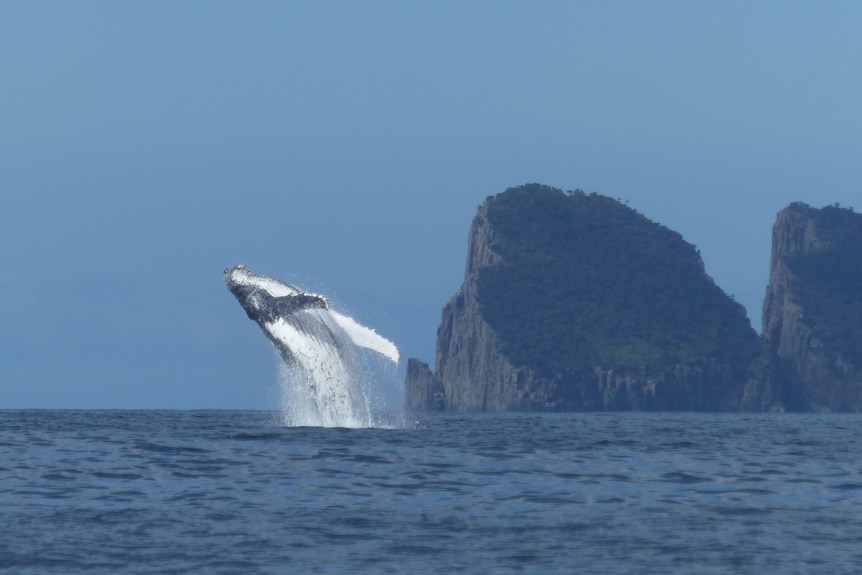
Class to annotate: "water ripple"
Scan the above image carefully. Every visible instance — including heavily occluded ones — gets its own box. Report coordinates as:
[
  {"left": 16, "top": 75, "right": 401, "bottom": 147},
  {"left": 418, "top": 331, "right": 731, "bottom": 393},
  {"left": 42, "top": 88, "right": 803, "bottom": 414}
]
[{"left": 1, "top": 411, "right": 861, "bottom": 574}]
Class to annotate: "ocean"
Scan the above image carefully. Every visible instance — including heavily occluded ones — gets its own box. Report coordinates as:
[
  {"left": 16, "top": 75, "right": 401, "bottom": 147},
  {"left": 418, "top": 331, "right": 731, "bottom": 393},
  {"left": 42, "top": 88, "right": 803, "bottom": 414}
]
[{"left": 1, "top": 410, "right": 861, "bottom": 574}]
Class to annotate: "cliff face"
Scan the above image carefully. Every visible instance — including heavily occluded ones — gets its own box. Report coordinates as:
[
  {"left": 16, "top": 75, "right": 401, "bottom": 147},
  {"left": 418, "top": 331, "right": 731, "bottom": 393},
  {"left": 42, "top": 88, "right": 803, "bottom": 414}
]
[
  {"left": 756, "top": 203, "right": 862, "bottom": 412},
  {"left": 406, "top": 185, "right": 761, "bottom": 412},
  {"left": 428, "top": 201, "right": 566, "bottom": 411},
  {"left": 406, "top": 201, "right": 528, "bottom": 411},
  {"left": 404, "top": 358, "right": 445, "bottom": 411}
]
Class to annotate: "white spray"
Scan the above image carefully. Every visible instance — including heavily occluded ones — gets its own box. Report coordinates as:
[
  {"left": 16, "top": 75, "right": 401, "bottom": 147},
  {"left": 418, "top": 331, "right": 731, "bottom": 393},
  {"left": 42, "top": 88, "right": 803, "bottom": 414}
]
[{"left": 272, "top": 312, "right": 402, "bottom": 427}]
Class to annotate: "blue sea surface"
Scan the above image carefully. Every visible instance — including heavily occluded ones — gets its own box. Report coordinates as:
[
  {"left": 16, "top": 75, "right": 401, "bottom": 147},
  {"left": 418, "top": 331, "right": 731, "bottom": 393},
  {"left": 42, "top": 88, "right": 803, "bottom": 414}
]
[{"left": 1, "top": 410, "right": 861, "bottom": 574}]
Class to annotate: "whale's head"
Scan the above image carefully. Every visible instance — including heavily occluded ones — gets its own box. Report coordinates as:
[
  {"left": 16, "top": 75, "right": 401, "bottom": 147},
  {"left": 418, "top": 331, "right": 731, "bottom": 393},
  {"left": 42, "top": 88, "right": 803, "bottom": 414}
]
[
  {"left": 224, "top": 264, "right": 302, "bottom": 298},
  {"left": 224, "top": 264, "right": 265, "bottom": 319},
  {"left": 224, "top": 264, "right": 251, "bottom": 289}
]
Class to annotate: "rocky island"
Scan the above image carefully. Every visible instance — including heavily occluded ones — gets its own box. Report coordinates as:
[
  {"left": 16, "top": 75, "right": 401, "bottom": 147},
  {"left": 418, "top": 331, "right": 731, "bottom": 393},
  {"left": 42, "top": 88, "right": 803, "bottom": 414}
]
[{"left": 406, "top": 185, "right": 862, "bottom": 412}]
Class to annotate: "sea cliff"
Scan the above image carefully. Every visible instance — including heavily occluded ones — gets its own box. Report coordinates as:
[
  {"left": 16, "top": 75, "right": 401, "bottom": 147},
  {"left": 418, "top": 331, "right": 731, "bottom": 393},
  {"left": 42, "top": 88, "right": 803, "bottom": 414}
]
[
  {"left": 407, "top": 184, "right": 761, "bottom": 412},
  {"left": 748, "top": 203, "right": 862, "bottom": 411},
  {"left": 407, "top": 187, "right": 862, "bottom": 412}
]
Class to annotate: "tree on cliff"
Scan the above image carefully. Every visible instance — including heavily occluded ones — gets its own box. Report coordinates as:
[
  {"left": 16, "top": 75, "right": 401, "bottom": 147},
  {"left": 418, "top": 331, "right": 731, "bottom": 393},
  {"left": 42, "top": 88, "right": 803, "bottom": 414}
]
[{"left": 476, "top": 184, "right": 759, "bottom": 378}]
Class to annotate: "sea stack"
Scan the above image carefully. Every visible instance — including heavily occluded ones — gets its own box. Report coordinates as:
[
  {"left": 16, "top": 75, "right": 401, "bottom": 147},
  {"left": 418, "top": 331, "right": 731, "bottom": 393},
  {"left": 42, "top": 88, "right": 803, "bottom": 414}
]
[
  {"left": 755, "top": 203, "right": 862, "bottom": 412},
  {"left": 406, "top": 184, "right": 760, "bottom": 412}
]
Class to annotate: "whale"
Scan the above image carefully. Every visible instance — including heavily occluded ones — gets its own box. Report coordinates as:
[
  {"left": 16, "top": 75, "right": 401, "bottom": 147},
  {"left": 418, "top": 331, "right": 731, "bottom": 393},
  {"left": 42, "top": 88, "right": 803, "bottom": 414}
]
[{"left": 224, "top": 264, "right": 400, "bottom": 369}]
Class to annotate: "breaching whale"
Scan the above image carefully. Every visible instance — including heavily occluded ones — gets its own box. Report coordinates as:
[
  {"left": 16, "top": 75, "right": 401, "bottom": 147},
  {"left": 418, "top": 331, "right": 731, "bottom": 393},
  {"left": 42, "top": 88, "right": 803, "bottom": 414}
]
[
  {"left": 225, "top": 264, "right": 400, "bottom": 426},
  {"left": 224, "top": 264, "right": 400, "bottom": 366}
]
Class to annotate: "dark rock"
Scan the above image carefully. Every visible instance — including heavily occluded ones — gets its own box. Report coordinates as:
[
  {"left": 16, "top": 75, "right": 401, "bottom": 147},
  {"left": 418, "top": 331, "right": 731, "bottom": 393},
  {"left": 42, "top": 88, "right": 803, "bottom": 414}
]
[
  {"left": 750, "top": 203, "right": 862, "bottom": 412},
  {"left": 404, "top": 358, "right": 445, "bottom": 411}
]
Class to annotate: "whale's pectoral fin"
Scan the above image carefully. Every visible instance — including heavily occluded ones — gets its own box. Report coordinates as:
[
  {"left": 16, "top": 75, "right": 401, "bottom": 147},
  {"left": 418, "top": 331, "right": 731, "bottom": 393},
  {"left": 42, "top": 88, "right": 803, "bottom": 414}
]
[
  {"left": 272, "top": 294, "right": 328, "bottom": 316},
  {"left": 327, "top": 311, "right": 400, "bottom": 364}
]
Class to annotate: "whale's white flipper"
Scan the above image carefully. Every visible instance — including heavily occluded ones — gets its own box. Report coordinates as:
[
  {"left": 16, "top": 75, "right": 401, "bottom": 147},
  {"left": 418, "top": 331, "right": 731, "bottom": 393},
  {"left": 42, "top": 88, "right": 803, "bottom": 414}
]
[{"left": 327, "top": 311, "right": 400, "bottom": 364}]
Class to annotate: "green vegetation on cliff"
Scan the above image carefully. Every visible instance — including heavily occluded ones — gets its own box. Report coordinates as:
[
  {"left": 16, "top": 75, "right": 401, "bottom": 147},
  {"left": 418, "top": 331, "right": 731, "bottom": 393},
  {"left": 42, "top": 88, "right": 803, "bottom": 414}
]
[
  {"left": 784, "top": 204, "right": 862, "bottom": 364},
  {"left": 476, "top": 184, "right": 759, "bottom": 376}
]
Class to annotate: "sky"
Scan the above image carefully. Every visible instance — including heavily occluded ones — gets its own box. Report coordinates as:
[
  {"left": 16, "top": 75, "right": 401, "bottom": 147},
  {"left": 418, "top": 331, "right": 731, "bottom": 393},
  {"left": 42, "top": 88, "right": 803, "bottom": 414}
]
[{"left": 2, "top": 1, "right": 861, "bottom": 409}]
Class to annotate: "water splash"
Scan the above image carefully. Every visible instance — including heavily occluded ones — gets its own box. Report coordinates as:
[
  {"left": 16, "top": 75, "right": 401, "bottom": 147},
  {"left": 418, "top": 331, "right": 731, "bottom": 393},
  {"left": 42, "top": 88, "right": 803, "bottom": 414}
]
[
  {"left": 271, "top": 311, "right": 402, "bottom": 428},
  {"left": 262, "top": 307, "right": 402, "bottom": 428}
]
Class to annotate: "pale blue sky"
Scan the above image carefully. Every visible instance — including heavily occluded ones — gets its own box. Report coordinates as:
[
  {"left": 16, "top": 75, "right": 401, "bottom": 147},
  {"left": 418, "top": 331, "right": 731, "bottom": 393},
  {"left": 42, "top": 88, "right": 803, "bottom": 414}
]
[{"left": 2, "top": 1, "right": 861, "bottom": 408}]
